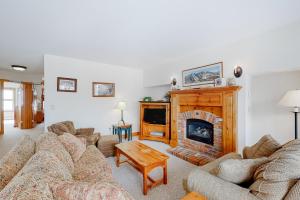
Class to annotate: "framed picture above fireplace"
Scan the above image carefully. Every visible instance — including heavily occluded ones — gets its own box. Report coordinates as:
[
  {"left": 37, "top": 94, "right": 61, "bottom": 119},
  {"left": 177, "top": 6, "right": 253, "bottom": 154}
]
[{"left": 182, "top": 62, "right": 223, "bottom": 87}]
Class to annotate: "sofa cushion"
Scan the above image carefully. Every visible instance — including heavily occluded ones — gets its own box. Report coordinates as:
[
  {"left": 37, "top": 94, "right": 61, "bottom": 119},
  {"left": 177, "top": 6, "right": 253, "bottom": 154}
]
[
  {"left": 50, "top": 180, "right": 134, "bottom": 200},
  {"left": 250, "top": 139, "right": 300, "bottom": 200},
  {"left": 36, "top": 132, "right": 74, "bottom": 173},
  {"left": 187, "top": 168, "right": 258, "bottom": 200},
  {"left": 0, "top": 135, "right": 35, "bottom": 191},
  {"left": 243, "top": 135, "right": 281, "bottom": 159},
  {"left": 250, "top": 179, "right": 296, "bottom": 200},
  {"left": 284, "top": 180, "right": 300, "bottom": 200},
  {"left": 0, "top": 150, "right": 72, "bottom": 200},
  {"left": 58, "top": 132, "right": 86, "bottom": 162},
  {"left": 216, "top": 157, "right": 268, "bottom": 184},
  {"left": 73, "top": 145, "right": 112, "bottom": 182}
]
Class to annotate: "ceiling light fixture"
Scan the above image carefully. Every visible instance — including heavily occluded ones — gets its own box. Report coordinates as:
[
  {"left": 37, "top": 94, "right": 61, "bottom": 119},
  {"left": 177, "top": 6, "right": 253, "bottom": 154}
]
[{"left": 11, "top": 65, "right": 27, "bottom": 71}]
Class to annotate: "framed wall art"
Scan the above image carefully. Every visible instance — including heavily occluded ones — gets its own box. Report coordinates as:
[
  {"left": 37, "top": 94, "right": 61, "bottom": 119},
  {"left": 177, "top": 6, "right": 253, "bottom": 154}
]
[
  {"left": 92, "top": 82, "right": 115, "bottom": 97},
  {"left": 182, "top": 62, "right": 223, "bottom": 87},
  {"left": 57, "top": 77, "right": 77, "bottom": 92}
]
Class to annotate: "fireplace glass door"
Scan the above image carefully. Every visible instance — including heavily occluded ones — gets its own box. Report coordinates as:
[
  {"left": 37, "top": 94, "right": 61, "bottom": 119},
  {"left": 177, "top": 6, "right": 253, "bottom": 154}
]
[{"left": 186, "top": 118, "right": 214, "bottom": 145}]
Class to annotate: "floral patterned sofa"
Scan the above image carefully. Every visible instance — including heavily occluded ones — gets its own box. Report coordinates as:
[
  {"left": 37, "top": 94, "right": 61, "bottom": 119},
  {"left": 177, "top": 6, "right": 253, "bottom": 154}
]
[{"left": 0, "top": 133, "right": 134, "bottom": 200}]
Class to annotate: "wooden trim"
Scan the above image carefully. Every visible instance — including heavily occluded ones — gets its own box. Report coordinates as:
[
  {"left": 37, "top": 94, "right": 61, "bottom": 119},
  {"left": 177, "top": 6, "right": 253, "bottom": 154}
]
[
  {"left": 170, "top": 86, "right": 241, "bottom": 94},
  {"left": 57, "top": 77, "right": 77, "bottom": 92},
  {"left": 92, "top": 82, "right": 115, "bottom": 97},
  {"left": 132, "top": 132, "right": 140, "bottom": 136},
  {"left": 20, "top": 82, "right": 34, "bottom": 129},
  {"left": 0, "top": 79, "right": 4, "bottom": 134}
]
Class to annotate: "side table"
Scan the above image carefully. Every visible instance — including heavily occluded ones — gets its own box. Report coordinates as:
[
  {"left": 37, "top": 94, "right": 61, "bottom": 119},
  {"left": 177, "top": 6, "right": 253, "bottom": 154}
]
[{"left": 113, "top": 124, "right": 132, "bottom": 142}]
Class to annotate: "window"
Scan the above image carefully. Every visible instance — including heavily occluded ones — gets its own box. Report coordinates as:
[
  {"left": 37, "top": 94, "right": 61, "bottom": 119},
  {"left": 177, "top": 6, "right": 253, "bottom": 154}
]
[{"left": 3, "top": 89, "right": 14, "bottom": 111}]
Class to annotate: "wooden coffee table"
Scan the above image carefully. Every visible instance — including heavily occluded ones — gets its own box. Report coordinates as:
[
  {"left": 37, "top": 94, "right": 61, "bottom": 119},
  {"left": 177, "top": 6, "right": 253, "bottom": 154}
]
[
  {"left": 115, "top": 141, "right": 169, "bottom": 195},
  {"left": 181, "top": 192, "right": 207, "bottom": 200}
]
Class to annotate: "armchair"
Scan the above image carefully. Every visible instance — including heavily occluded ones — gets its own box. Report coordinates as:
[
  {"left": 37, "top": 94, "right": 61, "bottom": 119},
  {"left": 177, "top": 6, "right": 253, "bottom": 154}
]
[{"left": 47, "top": 121, "right": 100, "bottom": 146}]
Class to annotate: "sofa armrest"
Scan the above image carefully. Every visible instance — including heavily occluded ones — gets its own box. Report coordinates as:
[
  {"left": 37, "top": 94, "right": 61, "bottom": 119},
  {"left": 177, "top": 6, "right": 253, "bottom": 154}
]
[
  {"left": 76, "top": 128, "right": 95, "bottom": 136},
  {"left": 200, "top": 152, "right": 242, "bottom": 173},
  {"left": 187, "top": 169, "right": 259, "bottom": 200}
]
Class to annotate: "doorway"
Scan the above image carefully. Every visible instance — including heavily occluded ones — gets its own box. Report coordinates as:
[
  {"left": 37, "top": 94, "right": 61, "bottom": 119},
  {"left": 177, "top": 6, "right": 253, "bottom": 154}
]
[
  {"left": 0, "top": 80, "right": 44, "bottom": 134},
  {"left": 3, "top": 82, "right": 21, "bottom": 132},
  {"left": 3, "top": 88, "right": 15, "bottom": 127}
]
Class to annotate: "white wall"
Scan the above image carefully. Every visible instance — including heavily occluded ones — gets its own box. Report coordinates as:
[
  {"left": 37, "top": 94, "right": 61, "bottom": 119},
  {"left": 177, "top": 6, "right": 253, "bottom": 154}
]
[
  {"left": 44, "top": 55, "right": 144, "bottom": 134},
  {"left": 0, "top": 69, "right": 43, "bottom": 83},
  {"left": 143, "top": 85, "right": 170, "bottom": 101},
  {"left": 249, "top": 71, "right": 300, "bottom": 145}
]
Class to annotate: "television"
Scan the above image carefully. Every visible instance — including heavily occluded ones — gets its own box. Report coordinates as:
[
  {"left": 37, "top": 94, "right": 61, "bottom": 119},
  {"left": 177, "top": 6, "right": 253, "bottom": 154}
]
[{"left": 143, "top": 108, "right": 166, "bottom": 125}]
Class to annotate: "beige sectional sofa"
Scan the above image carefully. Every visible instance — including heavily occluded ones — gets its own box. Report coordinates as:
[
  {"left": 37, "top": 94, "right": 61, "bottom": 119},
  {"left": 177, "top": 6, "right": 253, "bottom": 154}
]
[
  {"left": 0, "top": 132, "right": 133, "bottom": 200},
  {"left": 184, "top": 135, "right": 300, "bottom": 200}
]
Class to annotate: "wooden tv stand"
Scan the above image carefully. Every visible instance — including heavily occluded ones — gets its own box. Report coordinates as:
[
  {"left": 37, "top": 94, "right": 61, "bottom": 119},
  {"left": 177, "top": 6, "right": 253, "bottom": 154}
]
[{"left": 139, "top": 102, "right": 170, "bottom": 144}]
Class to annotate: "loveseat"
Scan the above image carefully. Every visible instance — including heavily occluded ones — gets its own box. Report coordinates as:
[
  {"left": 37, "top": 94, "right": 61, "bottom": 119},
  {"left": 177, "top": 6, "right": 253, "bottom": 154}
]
[
  {"left": 0, "top": 132, "right": 134, "bottom": 200},
  {"left": 184, "top": 135, "right": 300, "bottom": 200}
]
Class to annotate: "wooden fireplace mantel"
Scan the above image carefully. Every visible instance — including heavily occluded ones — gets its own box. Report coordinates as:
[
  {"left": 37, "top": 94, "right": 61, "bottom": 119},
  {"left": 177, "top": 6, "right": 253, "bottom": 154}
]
[{"left": 170, "top": 86, "right": 241, "bottom": 154}]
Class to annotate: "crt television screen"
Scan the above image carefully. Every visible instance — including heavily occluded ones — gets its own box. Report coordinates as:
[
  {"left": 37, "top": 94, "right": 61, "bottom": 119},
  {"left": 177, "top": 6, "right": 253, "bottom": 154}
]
[{"left": 143, "top": 108, "right": 166, "bottom": 125}]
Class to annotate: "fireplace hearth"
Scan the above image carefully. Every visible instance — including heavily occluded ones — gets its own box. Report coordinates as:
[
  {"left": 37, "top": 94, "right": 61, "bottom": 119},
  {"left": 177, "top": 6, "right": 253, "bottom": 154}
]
[{"left": 186, "top": 118, "right": 214, "bottom": 145}]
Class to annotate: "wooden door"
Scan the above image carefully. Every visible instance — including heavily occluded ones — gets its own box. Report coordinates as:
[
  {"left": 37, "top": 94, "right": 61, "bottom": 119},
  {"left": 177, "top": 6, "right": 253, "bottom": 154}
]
[
  {"left": 20, "top": 82, "right": 34, "bottom": 129},
  {"left": 0, "top": 80, "right": 4, "bottom": 134}
]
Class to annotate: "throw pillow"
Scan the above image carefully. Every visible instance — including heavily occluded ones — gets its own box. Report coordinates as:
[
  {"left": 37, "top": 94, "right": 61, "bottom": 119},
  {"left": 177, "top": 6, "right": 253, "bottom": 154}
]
[
  {"left": 36, "top": 132, "right": 74, "bottom": 173},
  {"left": 52, "top": 123, "right": 70, "bottom": 135},
  {"left": 216, "top": 157, "right": 268, "bottom": 184},
  {"left": 63, "top": 121, "right": 77, "bottom": 135},
  {"left": 250, "top": 139, "right": 300, "bottom": 200},
  {"left": 58, "top": 132, "right": 86, "bottom": 162},
  {"left": 243, "top": 135, "right": 281, "bottom": 159},
  {"left": 50, "top": 181, "right": 134, "bottom": 200}
]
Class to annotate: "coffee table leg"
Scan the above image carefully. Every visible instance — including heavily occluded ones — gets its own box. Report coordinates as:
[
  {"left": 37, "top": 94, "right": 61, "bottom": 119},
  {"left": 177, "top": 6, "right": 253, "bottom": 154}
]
[
  {"left": 163, "top": 161, "right": 167, "bottom": 184},
  {"left": 143, "top": 169, "right": 148, "bottom": 195},
  {"left": 116, "top": 148, "right": 120, "bottom": 167}
]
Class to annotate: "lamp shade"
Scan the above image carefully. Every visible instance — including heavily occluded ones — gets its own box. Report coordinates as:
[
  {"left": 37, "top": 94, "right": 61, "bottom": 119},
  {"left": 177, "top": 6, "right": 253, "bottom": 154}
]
[
  {"left": 117, "top": 101, "right": 126, "bottom": 110},
  {"left": 279, "top": 90, "right": 300, "bottom": 108}
]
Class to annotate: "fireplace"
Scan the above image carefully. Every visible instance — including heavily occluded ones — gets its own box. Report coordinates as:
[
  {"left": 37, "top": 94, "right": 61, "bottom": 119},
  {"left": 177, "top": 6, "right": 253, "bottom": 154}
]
[{"left": 186, "top": 118, "right": 214, "bottom": 145}]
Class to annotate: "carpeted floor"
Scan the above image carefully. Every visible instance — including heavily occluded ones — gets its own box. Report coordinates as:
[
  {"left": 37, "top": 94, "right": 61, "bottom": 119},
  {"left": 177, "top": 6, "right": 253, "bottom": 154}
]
[
  {"left": 107, "top": 139, "right": 196, "bottom": 200},
  {"left": 0, "top": 122, "right": 44, "bottom": 159}
]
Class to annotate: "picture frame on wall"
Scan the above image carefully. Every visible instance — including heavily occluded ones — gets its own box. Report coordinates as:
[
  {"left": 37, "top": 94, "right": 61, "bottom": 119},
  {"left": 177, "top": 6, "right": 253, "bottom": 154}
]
[
  {"left": 182, "top": 62, "right": 223, "bottom": 87},
  {"left": 92, "top": 82, "right": 115, "bottom": 97},
  {"left": 57, "top": 77, "right": 77, "bottom": 92}
]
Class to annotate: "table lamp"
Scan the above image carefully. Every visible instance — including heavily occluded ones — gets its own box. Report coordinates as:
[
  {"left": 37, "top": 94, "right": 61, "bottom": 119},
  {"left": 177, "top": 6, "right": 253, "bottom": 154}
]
[
  {"left": 117, "top": 101, "right": 126, "bottom": 125},
  {"left": 279, "top": 89, "right": 300, "bottom": 139}
]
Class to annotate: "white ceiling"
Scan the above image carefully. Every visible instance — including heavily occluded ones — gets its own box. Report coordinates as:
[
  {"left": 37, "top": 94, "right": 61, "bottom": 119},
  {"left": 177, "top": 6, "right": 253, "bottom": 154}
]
[{"left": 0, "top": 0, "right": 300, "bottom": 74}]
